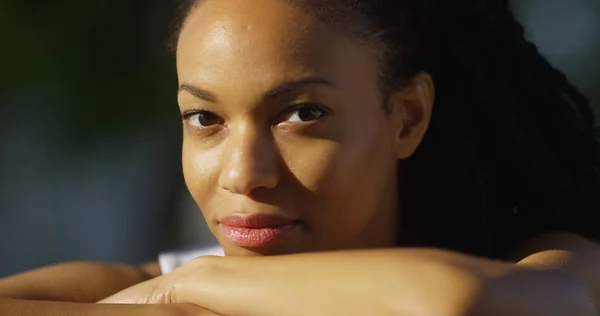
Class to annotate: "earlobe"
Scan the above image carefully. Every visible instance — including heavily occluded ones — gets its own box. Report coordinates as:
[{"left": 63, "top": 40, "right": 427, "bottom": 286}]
[{"left": 389, "top": 72, "right": 435, "bottom": 159}]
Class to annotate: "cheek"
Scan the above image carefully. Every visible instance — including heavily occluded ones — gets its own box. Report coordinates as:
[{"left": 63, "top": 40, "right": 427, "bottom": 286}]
[
  {"left": 181, "top": 138, "right": 221, "bottom": 215},
  {"left": 282, "top": 119, "right": 396, "bottom": 236},
  {"left": 323, "top": 136, "right": 393, "bottom": 213}
]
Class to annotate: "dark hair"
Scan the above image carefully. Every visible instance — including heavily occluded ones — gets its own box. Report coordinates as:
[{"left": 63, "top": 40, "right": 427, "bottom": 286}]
[{"left": 173, "top": 0, "right": 600, "bottom": 259}]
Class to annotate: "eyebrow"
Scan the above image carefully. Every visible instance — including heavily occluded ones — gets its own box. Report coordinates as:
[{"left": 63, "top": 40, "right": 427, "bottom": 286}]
[
  {"left": 178, "top": 77, "right": 336, "bottom": 103},
  {"left": 178, "top": 84, "right": 218, "bottom": 103}
]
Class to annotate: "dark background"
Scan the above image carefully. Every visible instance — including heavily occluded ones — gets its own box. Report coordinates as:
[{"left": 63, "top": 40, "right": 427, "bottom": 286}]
[{"left": 1, "top": 0, "right": 599, "bottom": 277}]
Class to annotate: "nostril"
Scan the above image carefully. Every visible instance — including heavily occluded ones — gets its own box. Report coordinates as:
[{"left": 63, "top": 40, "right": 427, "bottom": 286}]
[{"left": 219, "top": 165, "right": 279, "bottom": 195}]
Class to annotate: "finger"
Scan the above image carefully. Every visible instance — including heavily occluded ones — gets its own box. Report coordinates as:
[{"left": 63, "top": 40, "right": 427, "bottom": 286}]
[
  {"left": 97, "top": 278, "right": 164, "bottom": 304},
  {"left": 168, "top": 304, "right": 225, "bottom": 316}
]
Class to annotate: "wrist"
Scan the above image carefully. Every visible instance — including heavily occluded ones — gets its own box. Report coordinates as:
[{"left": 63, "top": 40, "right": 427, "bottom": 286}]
[{"left": 170, "top": 256, "right": 239, "bottom": 313}]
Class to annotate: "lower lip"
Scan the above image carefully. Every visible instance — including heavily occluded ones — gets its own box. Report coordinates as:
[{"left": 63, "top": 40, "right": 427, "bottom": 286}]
[{"left": 220, "top": 223, "right": 298, "bottom": 248}]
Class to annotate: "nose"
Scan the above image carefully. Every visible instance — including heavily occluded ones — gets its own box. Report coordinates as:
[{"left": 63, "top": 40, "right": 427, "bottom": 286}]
[{"left": 218, "top": 123, "right": 279, "bottom": 195}]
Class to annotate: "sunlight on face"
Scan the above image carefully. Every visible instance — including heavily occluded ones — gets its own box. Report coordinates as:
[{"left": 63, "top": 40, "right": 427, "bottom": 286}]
[{"left": 177, "top": 0, "right": 400, "bottom": 256}]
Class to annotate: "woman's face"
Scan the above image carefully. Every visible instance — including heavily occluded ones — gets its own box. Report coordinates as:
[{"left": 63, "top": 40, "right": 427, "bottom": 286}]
[{"left": 177, "top": 0, "right": 431, "bottom": 256}]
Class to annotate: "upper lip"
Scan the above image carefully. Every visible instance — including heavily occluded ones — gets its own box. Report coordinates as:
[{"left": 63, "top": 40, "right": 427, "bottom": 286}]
[{"left": 219, "top": 214, "right": 296, "bottom": 228}]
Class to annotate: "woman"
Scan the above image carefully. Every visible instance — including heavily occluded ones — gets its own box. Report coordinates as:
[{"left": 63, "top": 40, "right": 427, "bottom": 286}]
[{"left": 2, "top": 0, "right": 600, "bottom": 315}]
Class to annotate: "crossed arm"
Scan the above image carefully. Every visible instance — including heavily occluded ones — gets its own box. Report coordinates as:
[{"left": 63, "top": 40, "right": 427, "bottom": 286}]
[
  {"left": 0, "top": 262, "right": 215, "bottom": 316},
  {"left": 1, "top": 232, "right": 599, "bottom": 316}
]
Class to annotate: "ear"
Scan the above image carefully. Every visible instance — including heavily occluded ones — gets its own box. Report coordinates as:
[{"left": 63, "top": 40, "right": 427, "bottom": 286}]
[{"left": 389, "top": 72, "right": 435, "bottom": 159}]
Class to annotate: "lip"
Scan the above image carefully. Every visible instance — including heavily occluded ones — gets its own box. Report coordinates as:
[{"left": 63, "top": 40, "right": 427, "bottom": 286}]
[
  {"left": 220, "top": 214, "right": 295, "bottom": 228},
  {"left": 219, "top": 214, "right": 299, "bottom": 248}
]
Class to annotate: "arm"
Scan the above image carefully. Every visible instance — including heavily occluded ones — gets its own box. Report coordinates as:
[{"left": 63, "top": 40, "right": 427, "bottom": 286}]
[
  {"left": 511, "top": 232, "right": 600, "bottom": 313},
  {"left": 183, "top": 250, "right": 595, "bottom": 316},
  {"left": 0, "top": 261, "right": 222, "bottom": 315},
  {"left": 102, "top": 246, "right": 595, "bottom": 316},
  {"left": 0, "top": 299, "right": 207, "bottom": 316},
  {"left": 0, "top": 261, "right": 156, "bottom": 302}
]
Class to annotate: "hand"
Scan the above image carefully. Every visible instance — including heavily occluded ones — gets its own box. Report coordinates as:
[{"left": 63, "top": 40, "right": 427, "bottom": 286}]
[
  {"left": 96, "top": 276, "right": 169, "bottom": 305},
  {"left": 98, "top": 257, "right": 224, "bottom": 315}
]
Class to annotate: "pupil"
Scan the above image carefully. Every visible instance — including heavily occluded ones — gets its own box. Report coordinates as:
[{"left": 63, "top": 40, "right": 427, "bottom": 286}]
[
  {"left": 198, "top": 112, "right": 220, "bottom": 126},
  {"left": 299, "top": 108, "right": 321, "bottom": 121}
]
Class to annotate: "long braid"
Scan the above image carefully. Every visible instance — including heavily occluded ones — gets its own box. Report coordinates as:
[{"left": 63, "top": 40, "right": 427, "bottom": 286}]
[{"left": 403, "top": 0, "right": 600, "bottom": 257}]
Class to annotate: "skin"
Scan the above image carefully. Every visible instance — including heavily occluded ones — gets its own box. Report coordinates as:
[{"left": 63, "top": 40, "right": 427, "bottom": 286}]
[
  {"left": 1, "top": 0, "right": 599, "bottom": 315},
  {"left": 177, "top": 0, "right": 428, "bottom": 257},
  {"left": 98, "top": 1, "right": 599, "bottom": 315},
  {"left": 0, "top": 262, "right": 220, "bottom": 315},
  {"left": 0, "top": 299, "right": 213, "bottom": 316}
]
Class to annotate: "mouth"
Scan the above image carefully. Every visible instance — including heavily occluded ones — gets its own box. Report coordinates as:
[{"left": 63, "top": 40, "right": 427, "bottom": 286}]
[{"left": 218, "top": 214, "right": 302, "bottom": 248}]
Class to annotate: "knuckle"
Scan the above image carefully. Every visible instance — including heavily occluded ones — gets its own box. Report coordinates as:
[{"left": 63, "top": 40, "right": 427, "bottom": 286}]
[{"left": 155, "top": 276, "right": 178, "bottom": 304}]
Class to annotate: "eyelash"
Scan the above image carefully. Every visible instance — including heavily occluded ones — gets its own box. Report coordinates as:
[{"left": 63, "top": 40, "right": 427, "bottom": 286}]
[
  {"left": 180, "top": 103, "right": 330, "bottom": 128},
  {"left": 277, "top": 103, "right": 329, "bottom": 123},
  {"left": 180, "top": 109, "right": 208, "bottom": 120}
]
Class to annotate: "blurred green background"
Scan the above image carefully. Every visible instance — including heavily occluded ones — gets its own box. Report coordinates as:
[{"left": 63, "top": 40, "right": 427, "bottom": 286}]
[{"left": 0, "top": 0, "right": 599, "bottom": 277}]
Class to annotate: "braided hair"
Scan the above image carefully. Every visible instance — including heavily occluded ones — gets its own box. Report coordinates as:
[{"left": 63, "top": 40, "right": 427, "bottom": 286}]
[{"left": 172, "top": 0, "right": 600, "bottom": 259}]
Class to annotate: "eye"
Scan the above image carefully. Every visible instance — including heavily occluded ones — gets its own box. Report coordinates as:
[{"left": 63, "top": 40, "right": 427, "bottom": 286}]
[
  {"left": 280, "top": 104, "right": 327, "bottom": 123},
  {"left": 182, "top": 110, "right": 224, "bottom": 128}
]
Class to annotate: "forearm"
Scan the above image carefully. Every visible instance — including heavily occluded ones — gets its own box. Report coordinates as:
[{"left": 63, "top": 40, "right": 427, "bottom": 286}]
[
  {"left": 174, "top": 249, "right": 504, "bottom": 316},
  {"left": 173, "top": 248, "right": 594, "bottom": 316},
  {"left": 0, "top": 298, "right": 200, "bottom": 316},
  {"left": 0, "top": 262, "right": 152, "bottom": 302}
]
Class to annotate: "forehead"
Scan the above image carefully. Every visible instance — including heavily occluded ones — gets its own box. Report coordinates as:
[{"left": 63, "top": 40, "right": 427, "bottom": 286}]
[{"left": 176, "top": 0, "right": 377, "bottom": 91}]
